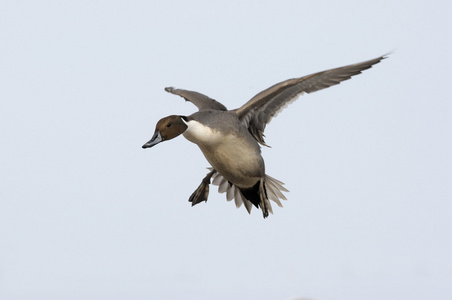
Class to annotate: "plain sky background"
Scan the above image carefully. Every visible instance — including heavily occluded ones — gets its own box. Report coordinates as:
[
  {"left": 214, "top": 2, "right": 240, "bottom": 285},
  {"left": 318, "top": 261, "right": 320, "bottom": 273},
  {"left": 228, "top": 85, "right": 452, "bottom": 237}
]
[{"left": 1, "top": 1, "right": 451, "bottom": 299}]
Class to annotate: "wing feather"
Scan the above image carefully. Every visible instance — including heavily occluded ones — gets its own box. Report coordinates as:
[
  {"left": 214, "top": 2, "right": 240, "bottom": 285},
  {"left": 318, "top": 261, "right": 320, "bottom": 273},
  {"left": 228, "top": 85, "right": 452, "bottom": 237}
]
[
  {"left": 235, "top": 55, "right": 387, "bottom": 146},
  {"left": 165, "top": 87, "right": 227, "bottom": 111}
]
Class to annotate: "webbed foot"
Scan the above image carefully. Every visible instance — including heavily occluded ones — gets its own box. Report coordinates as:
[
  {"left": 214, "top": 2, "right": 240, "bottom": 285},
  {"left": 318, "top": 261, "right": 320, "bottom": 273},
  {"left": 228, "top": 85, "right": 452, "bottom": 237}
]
[{"left": 189, "top": 169, "right": 216, "bottom": 206}]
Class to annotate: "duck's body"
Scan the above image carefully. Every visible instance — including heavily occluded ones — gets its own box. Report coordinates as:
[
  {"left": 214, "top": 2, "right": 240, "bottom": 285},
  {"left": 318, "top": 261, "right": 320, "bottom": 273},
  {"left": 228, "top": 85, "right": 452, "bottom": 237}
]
[
  {"left": 143, "top": 55, "right": 386, "bottom": 218},
  {"left": 183, "top": 110, "right": 264, "bottom": 188}
]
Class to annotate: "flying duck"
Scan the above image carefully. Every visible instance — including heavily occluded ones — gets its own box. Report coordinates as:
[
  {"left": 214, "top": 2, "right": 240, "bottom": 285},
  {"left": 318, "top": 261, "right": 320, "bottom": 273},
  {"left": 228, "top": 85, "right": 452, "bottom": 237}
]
[{"left": 143, "top": 55, "right": 386, "bottom": 218}]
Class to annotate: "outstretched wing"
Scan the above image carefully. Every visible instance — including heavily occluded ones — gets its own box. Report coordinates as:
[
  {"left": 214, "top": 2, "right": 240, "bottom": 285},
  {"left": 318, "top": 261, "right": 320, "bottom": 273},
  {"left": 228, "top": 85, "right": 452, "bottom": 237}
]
[
  {"left": 165, "top": 87, "right": 227, "bottom": 111},
  {"left": 235, "top": 55, "right": 387, "bottom": 146}
]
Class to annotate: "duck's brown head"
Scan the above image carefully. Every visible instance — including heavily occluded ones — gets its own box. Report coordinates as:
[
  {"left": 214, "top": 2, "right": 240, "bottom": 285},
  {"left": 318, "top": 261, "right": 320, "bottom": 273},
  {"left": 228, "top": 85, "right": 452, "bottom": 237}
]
[{"left": 142, "top": 115, "right": 188, "bottom": 148}]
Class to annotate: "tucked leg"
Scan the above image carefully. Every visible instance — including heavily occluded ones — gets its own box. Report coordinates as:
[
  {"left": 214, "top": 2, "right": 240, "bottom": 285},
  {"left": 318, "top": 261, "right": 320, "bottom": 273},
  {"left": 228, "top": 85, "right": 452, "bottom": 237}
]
[{"left": 189, "top": 169, "right": 216, "bottom": 206}]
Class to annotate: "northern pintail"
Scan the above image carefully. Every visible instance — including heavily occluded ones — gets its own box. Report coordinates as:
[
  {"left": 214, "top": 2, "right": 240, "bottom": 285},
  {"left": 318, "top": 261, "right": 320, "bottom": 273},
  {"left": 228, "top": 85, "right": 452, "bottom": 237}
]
[{"left": 143, "top": 55, "right": 386, "bottom": 218}]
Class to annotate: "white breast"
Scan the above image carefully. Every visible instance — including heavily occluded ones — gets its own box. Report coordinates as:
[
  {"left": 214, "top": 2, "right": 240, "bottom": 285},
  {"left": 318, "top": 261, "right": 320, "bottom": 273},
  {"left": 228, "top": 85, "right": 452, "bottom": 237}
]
[
  {"left": 182, "top": 120, "right": 264, "bottom": 187},
  {"left": 182, "top": 120, "right": 223, "bottom": 146}
]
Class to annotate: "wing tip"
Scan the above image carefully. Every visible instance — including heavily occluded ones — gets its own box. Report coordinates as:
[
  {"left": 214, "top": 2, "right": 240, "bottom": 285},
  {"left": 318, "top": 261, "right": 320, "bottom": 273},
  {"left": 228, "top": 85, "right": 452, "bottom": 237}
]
[{"left": 164, "top": 86, "right": 175, "bottom": 93}]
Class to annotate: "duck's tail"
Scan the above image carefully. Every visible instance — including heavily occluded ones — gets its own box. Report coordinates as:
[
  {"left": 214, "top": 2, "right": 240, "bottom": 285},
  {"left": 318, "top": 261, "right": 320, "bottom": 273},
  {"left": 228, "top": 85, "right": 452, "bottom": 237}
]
[{"left": 210, "top": 170, "right": 288, "bottom": 218}]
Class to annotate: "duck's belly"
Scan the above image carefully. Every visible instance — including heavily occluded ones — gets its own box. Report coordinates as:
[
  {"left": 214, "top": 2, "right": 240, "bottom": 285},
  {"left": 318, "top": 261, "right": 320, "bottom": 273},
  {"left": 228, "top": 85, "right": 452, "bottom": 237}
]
[
  {"left": 182, "top": 118, "right": 264, "bottom": 188},
  {"left": 199, "top": 135, "right": 264, "bottom": 188}
]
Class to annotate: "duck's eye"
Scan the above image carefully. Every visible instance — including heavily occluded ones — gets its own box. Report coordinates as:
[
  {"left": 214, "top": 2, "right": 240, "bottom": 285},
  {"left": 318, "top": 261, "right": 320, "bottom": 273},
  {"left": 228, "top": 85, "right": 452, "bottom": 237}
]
[{"left": 166, "top": 123, "right": 171, "bottom": 127}]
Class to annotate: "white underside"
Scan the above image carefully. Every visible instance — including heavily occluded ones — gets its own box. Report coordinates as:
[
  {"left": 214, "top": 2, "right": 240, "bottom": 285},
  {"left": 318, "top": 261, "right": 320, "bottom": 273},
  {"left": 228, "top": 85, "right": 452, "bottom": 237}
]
[{"left": 183, "top": 120, "right": 263, "bottom": 187}]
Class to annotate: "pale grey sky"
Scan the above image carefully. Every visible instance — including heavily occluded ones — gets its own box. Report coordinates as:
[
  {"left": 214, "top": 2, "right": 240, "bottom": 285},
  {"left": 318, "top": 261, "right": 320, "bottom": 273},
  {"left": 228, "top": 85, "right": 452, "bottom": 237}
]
[{"left": 1, "top": 1, "right": 451, "bottom": 299}]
